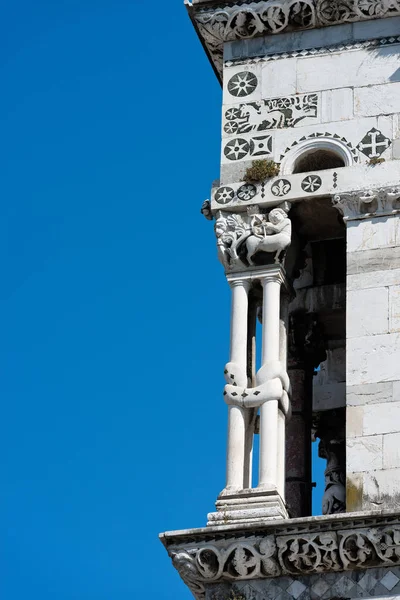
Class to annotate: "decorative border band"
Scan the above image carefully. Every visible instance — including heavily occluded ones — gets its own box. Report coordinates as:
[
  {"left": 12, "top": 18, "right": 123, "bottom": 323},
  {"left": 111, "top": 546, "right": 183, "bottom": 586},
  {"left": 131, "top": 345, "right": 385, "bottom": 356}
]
[
  {"left": 224, "top": 35, "right": 400, "bottom": 67},
  {"left": 187, "top": 0, "right": 400, "bottom": 80},
  {"left": 162, "top": 512, "right": 400, "bottom": 599}
]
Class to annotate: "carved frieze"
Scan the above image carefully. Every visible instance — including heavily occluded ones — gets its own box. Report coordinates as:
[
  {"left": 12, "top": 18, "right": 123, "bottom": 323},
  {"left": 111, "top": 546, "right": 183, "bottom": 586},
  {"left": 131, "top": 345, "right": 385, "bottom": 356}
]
[
  {"left": 165, "top": 516, "right": 400, "bottom": 600},
  {"left": 332, "top": 186, "right": 400, "bottom": 220},
  {"left": 188, "top": 0, "right": 400, "bottom": 79}
]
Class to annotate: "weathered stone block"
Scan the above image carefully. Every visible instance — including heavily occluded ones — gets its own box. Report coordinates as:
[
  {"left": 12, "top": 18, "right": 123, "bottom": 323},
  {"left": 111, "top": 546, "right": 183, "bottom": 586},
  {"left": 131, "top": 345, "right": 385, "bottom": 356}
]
[
  {"left": 347, "top": 382, "right": 394, "bottom": 405},
  {"left": 363, "top": 401, "right": 400, "bottom": 436},
  {"left": 261, "top": 58, "right": 297, "bottom": 99},
  {"left": 313, "top": 382, "right": 346, "bottom": 411},
  {"left": 347, "top": 216, "right": 400, "bottom": 253},
  {"left": 347, "top": 405, "right": 364, "bottom": 437},
  {"left": 355, "top": 82, "right": 400, "bottom": 118},
  {"left": 353, "top": 14, "right": 400, "bottom": 39},
  {"left": 347, "top": 287, "right": 389, "bottom": 338},
  {"left": 347, "top": 435, "right": 383, "bottom": 472},
  {"left": 297, "top": 45, "right": 400, "bottom": 93},
  {"left": 393, "top": 381, "right": 400, "bottom": 401},
  {"left": 347, "top": 333, "right": 400, "bottom": 385},
  {"left": 347, "top": 246, "right": 400, "bottom": 275},
  {"left": 389, "top": 285, "right": 400, "bottom": 332},
  {"left": 347, "top": 268, "right": 400, "bottom": 291},
  {"left": 363, "top": 468, "right": 400, "bottom": 509},
  {"left": 321, "top": 88, "right": 353, "bottom": 123},
  {"left": 383, "top": 432, "right": 400, "bottom": 469},
  {"left": 392, "top": 138, "right": 400, "bottom": 159}
]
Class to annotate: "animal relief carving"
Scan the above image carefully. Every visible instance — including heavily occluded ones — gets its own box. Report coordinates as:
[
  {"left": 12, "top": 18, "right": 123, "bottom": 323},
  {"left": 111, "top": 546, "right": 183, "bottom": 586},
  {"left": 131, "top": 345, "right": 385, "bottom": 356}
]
[
  {"left": 224, "top": 94, "right": 318, "bottom": 134},
  {"left": 214, "top": 206, "right": 292, "bottom": 271}
]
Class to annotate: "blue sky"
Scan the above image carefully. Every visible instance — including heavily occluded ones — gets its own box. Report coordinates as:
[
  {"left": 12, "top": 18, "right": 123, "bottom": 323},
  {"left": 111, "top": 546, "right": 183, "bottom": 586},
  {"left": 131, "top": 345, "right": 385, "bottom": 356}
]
[{"left": 1, "top": 2, "right": 324, "bottom": 598}]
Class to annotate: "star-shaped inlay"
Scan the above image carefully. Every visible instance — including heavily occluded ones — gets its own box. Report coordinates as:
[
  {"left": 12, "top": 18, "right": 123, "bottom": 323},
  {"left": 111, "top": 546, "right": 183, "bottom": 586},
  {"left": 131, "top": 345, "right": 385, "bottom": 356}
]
[
  {"left": 224, "top": 138, "right": 250, "bottom": 161},
  {"left": 227, "top": 71, "right": 258, "bottom": 97},
  {"left": 301, "top": 174, "right": 322, "bottom": 192},
  {"left": 224, "top": 121, "right": 238, "bottom": 134},
  {"left": 225, "top": 107, "right": 241, "bottom": 120},
  {"left": 215, "top": 186, "right": 235, "bottom": 204}
]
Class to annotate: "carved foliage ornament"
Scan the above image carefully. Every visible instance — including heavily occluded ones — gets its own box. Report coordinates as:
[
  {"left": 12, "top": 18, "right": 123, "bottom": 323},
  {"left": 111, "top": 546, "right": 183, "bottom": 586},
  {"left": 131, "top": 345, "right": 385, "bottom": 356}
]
[
  {"left": 191, "top": 0, "right": 400, "bottom": 78},
  {"left": 169, "top": 524, "right": 400, "bottom": 599}
]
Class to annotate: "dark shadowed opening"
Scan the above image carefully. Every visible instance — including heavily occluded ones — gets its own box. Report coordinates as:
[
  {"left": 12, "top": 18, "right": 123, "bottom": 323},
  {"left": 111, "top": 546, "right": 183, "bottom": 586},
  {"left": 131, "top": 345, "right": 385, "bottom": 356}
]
[{"left": 293, "top": 149, "right": 346, "bottom": 173}]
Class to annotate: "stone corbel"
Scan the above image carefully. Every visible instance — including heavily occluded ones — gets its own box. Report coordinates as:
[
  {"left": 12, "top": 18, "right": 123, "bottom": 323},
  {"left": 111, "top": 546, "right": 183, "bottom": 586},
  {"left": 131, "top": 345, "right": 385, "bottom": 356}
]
[{"left": 332, "top": 186, "right": 400, "bottom": 221}]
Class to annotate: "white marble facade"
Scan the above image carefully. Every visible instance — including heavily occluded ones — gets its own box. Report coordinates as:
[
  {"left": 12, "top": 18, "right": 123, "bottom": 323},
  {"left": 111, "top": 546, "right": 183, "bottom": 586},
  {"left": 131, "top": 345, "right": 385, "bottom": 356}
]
[
  {"left": 218, "top": 19, "right": 400, "bottom": 191},
  {"left": 212, "top": 11, "right": 400, "bottom": 516},
  {"left": 161, "top": 5, "right": 400, "bottom": 599}
]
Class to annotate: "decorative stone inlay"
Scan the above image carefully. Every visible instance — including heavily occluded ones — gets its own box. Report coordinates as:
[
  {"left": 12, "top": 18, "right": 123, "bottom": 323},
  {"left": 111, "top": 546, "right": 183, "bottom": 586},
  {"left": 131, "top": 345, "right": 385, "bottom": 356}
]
[
  {"left": 301, "top": 175, "right": 321, "bottom": 193},
  {"left": 381, "top": 570, "right": 400, "bottom": 590},
  {"left": 271, "top": 179, "right": 291, "bottom": 197},
  {"left": 187, "top": 0, "right": 400, "bottom": 79},
  {"left": 237, "top": 183, "right": 257, "bottom": 201},
  {"left": 356, "top": 128, "right": 391, "bottom": 159},
  {"left": 223, "top": 94, "right": 318, "bottom": 133},
  {"left": 332, "top": 186, "right": 400, "bottom": 220},
  {"left": 223, "top": 135, "right": 273, "bottom": 161},
  {"left": 215, "top": 186, "right": 236, "bottom": 204},
  {"left": 161, "top": 512, "right": 400, "bottom": 600},
  {"left": 224, "top": 138, "right": 251, "bottom": 161},
  {"left": 280, "top": 131, "right": 358, "bottom": 163},
  {"left": 227, "top": 71, "right": 259, "bottom": 97}
]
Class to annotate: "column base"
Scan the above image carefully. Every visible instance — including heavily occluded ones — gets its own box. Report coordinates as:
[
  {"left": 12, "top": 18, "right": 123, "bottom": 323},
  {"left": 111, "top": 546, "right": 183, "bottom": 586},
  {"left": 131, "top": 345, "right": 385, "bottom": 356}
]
[{"left": 207, "top": 486, "right": 289, "bottom": 526}]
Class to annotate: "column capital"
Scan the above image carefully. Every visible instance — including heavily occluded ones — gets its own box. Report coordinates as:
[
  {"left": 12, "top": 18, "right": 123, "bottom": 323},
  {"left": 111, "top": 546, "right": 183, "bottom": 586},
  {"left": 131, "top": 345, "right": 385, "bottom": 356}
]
[
  {"left": 227, "top": 265, "right": 289, "bottom": 288},
  {"left": 227, "top": 277, "right": 251, "bottom": 290},
  {"left": 332, "top": 186, "right": 400, "bottom": 222}
]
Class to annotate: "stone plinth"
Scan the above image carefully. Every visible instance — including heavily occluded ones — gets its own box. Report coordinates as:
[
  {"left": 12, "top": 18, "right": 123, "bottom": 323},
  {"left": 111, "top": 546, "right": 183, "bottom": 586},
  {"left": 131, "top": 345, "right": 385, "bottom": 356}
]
[{"left": 161, "top": 510, "right": 400, "bottom": 600}]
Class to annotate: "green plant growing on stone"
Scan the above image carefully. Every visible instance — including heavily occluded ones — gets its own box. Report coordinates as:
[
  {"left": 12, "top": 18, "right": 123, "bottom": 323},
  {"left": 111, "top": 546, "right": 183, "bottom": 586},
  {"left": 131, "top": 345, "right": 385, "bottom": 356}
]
[
  {"left": 368, "top": 156, "right": 385, "bottom": 165},
  {"left": 244, "top": 159, "right": 280, "bottom": 183}
]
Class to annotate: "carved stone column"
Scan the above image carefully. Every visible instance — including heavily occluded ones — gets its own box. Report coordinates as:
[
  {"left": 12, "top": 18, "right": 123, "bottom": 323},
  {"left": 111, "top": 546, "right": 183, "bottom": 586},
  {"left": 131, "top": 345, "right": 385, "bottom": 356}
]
[
  {"left": 224, "top": 278, "right": 250, "bottom": 492},
  {"left": 258, "top": 269, "right": 285, "bottom": 491},
  {"left": 208, "top": 267, "right": 291, "bottom": 525}
]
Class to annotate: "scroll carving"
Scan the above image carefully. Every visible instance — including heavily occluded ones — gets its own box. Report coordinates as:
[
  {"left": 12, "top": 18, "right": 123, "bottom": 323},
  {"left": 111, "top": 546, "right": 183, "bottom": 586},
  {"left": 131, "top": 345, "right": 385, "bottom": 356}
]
[
  {"left": 169, "top": 523, "right": 400, "bottom": 599},
  {"left": 190, "top": 0, "right": 400, "bottom": 78}
]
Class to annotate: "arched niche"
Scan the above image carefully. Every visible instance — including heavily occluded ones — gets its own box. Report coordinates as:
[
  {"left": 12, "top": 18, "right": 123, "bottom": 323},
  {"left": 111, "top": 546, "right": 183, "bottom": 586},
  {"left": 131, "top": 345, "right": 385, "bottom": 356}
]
[{"left": 280, "top": 138, "right": 354, "bottom": 175}]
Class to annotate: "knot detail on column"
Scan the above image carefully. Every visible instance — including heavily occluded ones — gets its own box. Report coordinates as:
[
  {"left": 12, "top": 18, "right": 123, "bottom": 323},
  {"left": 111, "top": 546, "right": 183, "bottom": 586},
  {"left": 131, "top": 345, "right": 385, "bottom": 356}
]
[{"left": 224, "top": 359, "right": 291, "bottom": 415}]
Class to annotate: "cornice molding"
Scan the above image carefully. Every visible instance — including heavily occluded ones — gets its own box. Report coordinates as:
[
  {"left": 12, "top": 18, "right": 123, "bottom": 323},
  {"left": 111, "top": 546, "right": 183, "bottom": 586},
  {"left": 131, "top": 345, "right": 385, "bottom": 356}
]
[
  {"left": 186, "top": 0, "right": 400, "bottom": 81},
  {"left": 161, "top": 511, "right": 400, "bottom": 599},
  {"left": 332, "top": 186, "right": 400, "bottom": 221}
]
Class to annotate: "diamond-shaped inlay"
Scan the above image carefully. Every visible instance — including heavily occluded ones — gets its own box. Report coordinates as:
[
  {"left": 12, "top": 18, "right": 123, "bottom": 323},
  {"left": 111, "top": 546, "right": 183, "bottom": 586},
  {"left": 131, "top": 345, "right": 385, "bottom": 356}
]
[
  {"left": 237, "top": 583, "right": 258, "bottom": 600},
  {"left": 287, "top": 580, "right": 307, "bottom": 599},
  {"left": 311, "top": 577, "right": 330, "bottom": 597},
  {"left": 358, "top": 572, "right": 378, "bottom": 592},
  {"left": 356, "top": 127, "right": 391, "bottom": 158},
  {"left": 330, "top": 575, "right": 355, "bottom": 596},
  {"left": 381, "top": 570, "right": 400, "bottom": 590}
]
